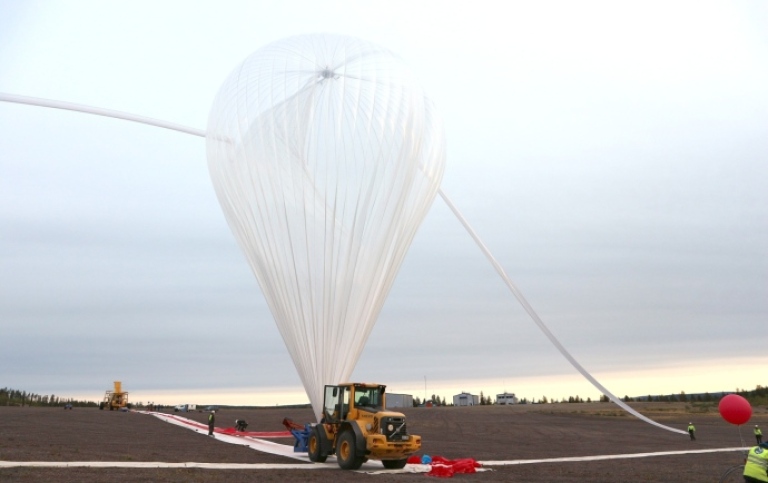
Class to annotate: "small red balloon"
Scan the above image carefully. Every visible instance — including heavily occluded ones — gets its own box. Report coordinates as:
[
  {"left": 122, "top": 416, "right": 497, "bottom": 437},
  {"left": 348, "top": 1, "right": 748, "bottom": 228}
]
[{"left": 718, "top": 394, "right": 752, "bottom": 425}]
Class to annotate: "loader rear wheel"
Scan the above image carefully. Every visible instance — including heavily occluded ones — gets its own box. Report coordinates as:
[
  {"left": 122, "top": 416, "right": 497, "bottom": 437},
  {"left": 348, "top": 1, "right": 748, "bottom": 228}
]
[
  {"left": 337, "top": 430, "right": 363, "bottom": 470},
  {"left": 308, "top": 430, "right": 327, "bottom": 463},
  {"left": 382, "top": 458, "right": 408, "bottom": 469}
]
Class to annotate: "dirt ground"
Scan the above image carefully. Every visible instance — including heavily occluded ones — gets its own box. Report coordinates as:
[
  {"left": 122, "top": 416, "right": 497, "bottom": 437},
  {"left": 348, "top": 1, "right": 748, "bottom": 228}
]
[{"left": 0, "top": 402, "right": 762, "bottom": 482}]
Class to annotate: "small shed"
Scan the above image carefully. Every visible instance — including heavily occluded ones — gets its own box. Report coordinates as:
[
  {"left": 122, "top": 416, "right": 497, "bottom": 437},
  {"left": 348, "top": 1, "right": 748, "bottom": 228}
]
[
  {"left": 496, "top": 392, "right": 518, "bottom": 405},
  {"left": 453, "top": 392, "right": 479, "bottom": 406},
  {"left": 386, "top": 393, "right": 413, "bottom": 409}
]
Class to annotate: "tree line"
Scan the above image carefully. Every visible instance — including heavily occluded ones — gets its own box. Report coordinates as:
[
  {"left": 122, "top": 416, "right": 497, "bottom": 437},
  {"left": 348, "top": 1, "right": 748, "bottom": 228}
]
[
  {"left": 0, "top": 387, "right": 99, "bottom": 407},
  {"left": 410, "top": 385, "right": 768, "bottom": 406}
]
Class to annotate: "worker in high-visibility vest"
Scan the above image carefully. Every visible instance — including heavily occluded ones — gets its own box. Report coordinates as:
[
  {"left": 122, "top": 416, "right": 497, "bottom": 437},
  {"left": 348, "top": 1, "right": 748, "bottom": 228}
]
[
  {"left": 208, "top": 410, "right": 216, "bottom": 437},
  {"left": 744, "top": 443, "right": 768, "bottom": 483},
  {"left": 687, "top": 422, "right": 696, "bottom": 441},
  {"left": 756, "top": 425, "right": 764, "bottom": 445}
]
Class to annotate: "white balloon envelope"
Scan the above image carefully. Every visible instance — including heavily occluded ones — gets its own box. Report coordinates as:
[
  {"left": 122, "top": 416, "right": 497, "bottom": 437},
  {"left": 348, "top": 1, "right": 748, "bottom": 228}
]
[{"left": 206, "top": 34, "right": 446, "bottom": 417}]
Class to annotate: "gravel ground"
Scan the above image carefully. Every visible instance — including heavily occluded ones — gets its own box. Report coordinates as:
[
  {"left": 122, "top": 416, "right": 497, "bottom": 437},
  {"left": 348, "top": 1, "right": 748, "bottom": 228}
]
[{"left": 0, "top": 402, "right": 761, "bottom": 482}]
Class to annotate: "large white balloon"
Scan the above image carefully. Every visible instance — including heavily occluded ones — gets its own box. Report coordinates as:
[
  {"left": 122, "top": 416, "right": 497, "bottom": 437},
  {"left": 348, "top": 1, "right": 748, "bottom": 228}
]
[{"left": 206, "top": 34, "right": 446, "bottom": 417}]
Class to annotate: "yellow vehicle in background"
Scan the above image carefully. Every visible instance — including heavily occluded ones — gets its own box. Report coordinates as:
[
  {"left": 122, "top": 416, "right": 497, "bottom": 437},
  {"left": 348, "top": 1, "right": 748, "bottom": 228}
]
[
  {"left": 98, "top": 381, "right": 130, "bottom": 410},
  {"left": 308, "top": 383, "right": 421, "bottom": 470}
]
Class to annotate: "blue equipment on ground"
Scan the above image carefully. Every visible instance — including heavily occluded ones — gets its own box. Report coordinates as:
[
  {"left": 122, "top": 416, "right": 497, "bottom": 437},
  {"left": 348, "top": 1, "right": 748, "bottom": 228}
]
[{"left": 282, "top": 417, "right": 312, "bottom": 452}]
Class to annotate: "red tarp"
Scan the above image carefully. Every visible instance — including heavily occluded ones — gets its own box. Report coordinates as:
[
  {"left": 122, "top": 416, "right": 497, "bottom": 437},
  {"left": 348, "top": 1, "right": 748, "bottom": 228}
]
[
  {"left": 217, "top": 427, "right": 292, "bottom": 438},
  {"left": 407, "top": 455, "right": 482, "bottom": 478}
]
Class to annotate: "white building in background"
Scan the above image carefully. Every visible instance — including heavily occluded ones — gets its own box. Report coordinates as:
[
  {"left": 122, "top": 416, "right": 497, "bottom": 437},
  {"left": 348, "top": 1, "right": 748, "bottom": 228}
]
[
  {"left": 496, "top": 392, "right": 518, "bottom": 405},
  {"left": 453, "top": 392, "right": 479, "bottom": 406},
  {"left": 386, "top": 393, "right": 413, "bottom": 409}
]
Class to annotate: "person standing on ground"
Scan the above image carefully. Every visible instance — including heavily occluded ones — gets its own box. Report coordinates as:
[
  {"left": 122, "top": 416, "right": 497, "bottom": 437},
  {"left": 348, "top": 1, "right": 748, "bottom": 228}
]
[
  {"left": 743, "top": 442, "right": 768, "bottom": 483},
  {"left": 208, "top": 410, "right": 216, "bottom": 437},
  {"left": 756, "top": 425, "right": 763, "bottom": 445},
  {"left": 687, "top": 422, "right": 696, "bottom": 441}
]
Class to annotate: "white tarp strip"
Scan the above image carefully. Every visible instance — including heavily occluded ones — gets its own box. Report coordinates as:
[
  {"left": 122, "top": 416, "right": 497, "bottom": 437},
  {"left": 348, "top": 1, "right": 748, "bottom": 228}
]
[
  {"left": 480, "top": 446, "right": 747, "bottom": 466},
  {"left": 143, "top": 411, "right": 407, "bottom": 472},
  {"left": 0, "top": 461, "right": 331, "bottom": 469},
  {"left": 0, "top": 447, "right": 746, "bottom": 470},
  {"left": 145, "top": 411, "right": 310, "bottom": 461}
]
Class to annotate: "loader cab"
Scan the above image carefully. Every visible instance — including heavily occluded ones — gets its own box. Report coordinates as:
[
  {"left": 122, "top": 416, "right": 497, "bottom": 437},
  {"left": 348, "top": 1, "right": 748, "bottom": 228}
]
[
  {"left": 322, "top": 383, "right": 385, "bottom": 423},
  {"left": 354, "top": 384, "right": 384, "bottom": 411}
]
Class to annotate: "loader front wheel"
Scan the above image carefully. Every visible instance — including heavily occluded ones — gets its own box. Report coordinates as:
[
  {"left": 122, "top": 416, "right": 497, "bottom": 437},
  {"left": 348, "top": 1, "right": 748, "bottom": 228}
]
[
  {"left": 308, "top": 430, "right": 327, "bottom": 463},
  {"left": 337, "top": 430, "right": 363, "bottom": 470}
]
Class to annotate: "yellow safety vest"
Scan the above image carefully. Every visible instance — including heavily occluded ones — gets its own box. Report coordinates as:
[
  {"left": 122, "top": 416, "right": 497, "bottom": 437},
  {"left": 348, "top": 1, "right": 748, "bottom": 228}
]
[
  {"left": 744, "top": 446, "right": 768, "bottom": 482},
  {"left": 756, "top": 428, "right": 763, "bottom": 436}
]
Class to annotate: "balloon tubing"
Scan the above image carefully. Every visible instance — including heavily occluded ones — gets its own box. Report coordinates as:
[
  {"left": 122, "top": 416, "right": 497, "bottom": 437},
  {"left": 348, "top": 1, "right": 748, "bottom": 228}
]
[
  {"left": 0, "top": 93, "right": 206, "bottom": 137},
  {"left": 0, "top": 92, "right": 687, "bottom": 435},
  {"left": 438, "top": 191, "right": 687, "bottom": 435}
]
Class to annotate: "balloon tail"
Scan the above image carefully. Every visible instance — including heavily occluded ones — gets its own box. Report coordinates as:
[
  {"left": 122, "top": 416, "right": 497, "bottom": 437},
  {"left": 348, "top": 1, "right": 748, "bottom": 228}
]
[
  {"left": 0, "top": 92, "right": 207, "bottom": 137},
  {"left": 438, "top": 188, "right": 688, "bottom": 436}
]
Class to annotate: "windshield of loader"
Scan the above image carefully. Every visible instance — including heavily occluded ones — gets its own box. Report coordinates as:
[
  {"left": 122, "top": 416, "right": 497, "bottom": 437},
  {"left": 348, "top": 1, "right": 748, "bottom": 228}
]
[{"left": 354, "top": 385, "right": 383, "bottom": 410}]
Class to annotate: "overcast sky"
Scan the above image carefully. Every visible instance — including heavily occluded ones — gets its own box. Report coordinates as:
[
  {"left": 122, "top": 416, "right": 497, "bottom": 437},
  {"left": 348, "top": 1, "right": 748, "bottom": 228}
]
[{"left": 1, "top": 0, "right": 766, "bottom": 407}]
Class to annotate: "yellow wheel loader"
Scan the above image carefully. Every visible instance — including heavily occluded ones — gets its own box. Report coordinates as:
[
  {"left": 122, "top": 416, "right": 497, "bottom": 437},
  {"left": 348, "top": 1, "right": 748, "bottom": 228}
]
[
  {"left": 307, "top": 383, "right": 421, "bottom": 470},
  {"left": 98, "top": 381, "right": 130, "bottom": 411}
]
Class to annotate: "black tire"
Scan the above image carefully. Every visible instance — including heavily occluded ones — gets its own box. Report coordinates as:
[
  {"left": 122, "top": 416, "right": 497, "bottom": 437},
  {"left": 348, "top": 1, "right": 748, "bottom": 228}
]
[
  {"left": 308, "top": 430, "right": 327, "bottom": 463},
  {"left": 336, "top": 430, "right": 364, "bottom": 470},
  {"left": 382, "top": 458, "right": 408, "bottom": 469}
]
